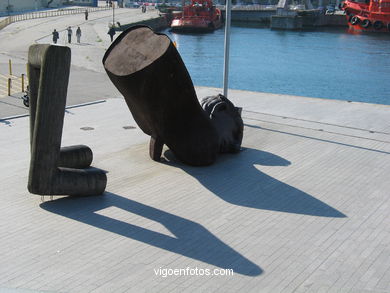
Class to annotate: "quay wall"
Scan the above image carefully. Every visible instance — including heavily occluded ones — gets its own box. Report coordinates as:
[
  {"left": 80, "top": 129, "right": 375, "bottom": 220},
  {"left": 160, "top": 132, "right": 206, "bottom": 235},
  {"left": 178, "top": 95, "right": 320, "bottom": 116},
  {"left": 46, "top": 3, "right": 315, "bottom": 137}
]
[
  {"left": 118, "top": 16, "right": 168, "bottom": 32},
  {"left": 221, "top": 8, "right": 347, "bottom": 27},
  {"left": 221, "top": 9, "right": 275, "bottom": 23}
]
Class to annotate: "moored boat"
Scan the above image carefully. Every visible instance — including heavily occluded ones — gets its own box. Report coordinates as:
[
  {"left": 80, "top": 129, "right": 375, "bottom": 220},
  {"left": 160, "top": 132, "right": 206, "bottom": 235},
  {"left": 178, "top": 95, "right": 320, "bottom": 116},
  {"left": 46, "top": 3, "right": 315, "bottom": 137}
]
[
  {"left": 341, "top": 0, "right": 390, "bottom": 32},
  {"left": 170, "top": 0, "right": 222, "bottom": 33}
]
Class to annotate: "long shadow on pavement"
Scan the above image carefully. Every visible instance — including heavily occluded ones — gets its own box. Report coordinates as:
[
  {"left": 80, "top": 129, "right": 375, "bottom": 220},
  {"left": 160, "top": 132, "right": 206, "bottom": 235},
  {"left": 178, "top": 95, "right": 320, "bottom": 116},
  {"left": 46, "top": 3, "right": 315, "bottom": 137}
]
[
  {"left": 40, "top": 193, "right": 262, "bottom": 276},
  {"left": 164, "top": 148, "right": 346, "bottom": 218}
]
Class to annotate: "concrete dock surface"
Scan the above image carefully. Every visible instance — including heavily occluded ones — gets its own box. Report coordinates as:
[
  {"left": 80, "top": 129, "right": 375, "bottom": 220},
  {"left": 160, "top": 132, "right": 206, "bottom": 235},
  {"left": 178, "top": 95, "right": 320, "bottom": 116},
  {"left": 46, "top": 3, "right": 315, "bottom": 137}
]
[
  {"left": 1, "top": 6, "right": 390, "bottom": 293},
  {"left": 1, "top": 86, "right": 390, "bottom": 292}
]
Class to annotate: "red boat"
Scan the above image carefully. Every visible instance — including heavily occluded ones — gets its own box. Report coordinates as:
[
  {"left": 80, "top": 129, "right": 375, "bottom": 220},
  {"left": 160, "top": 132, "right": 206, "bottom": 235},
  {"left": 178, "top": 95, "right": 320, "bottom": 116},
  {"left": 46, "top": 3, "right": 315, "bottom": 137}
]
[
  {"left": 341, "top": 0, "right": 390, "bottom": 32},
  {"left": 170, "top": 0, "right": 223, "bottom": 33}
]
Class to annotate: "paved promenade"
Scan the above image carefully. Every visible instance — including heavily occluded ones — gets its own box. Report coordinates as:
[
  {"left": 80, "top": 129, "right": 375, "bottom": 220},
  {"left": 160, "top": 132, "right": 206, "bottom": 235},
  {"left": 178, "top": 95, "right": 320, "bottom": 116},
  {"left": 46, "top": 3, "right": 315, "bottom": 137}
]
[
  {"left": 1, "top": 86, "right": 390, "bottom": 292},
  {"left": 0, "top": 6, "right": 160, "bottom": 117}
]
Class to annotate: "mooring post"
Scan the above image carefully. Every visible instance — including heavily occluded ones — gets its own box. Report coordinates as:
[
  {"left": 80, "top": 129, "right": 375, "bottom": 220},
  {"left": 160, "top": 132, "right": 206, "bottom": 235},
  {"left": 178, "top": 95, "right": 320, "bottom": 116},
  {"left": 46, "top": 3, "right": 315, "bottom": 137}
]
[
  {"left": 8, "top": 59, "right": 12, "bottom": 76},
  {"left": 7, "top": 78, "right": 11, "bottom": 96},
  {"left": 21, "top": 73, "right": 25, "bottom": 92}
]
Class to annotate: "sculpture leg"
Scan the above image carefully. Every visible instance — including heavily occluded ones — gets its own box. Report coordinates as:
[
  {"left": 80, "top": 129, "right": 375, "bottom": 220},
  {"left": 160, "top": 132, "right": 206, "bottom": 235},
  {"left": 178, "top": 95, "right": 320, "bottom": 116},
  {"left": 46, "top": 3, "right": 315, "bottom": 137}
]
[
  {"left": 149, "top": 136, "right": 164, "bottom": 161},
  {"left": 27, "top": 44, "right": 106, "bottom": 196},
  {"left": 59, "top": 145, "right": 93, "bottom": 169},
  {"left": 103, "top": 26, "right": 220, "bottom": 166}
]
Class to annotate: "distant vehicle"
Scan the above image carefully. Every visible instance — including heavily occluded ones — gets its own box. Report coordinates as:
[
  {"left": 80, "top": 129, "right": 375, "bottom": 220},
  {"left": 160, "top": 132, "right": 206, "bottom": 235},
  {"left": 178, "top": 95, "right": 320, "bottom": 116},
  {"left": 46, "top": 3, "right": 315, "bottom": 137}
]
[
  {"left": 125, "top": 1, "right": 140, "bottom": 8},
  {"left": 326, "top": 4, "right": 335, "bottom": 14},
  {"left": 289, "top": 4, "right": 305, "bottom": 10}
]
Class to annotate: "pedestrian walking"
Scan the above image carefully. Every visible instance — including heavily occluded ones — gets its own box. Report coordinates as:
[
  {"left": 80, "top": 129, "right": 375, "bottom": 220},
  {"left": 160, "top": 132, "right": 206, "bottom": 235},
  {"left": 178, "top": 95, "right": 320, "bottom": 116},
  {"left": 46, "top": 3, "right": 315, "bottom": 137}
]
[
  {"left": 76, "top": 27, "right": 82, "bottom": 43},
  {"left": 108, "top": 26, "right": 116, "bottom": 42},
  {"left": 52, "top": 29, "right": 59, "bottom": 44},
  {"left": 84, "top": 9, "right": 88, "bottom": 20},
  {"left": 66, "top": 26, "right": 72, "bottom": 43}
]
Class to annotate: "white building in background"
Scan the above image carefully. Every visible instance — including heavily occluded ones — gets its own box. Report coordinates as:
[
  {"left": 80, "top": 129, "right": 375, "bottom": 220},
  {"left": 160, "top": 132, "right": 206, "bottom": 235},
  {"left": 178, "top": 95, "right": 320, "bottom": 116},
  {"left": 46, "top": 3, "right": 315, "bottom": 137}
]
[{"left": 0, "top": 0, "right": 64, "bottom": 14}]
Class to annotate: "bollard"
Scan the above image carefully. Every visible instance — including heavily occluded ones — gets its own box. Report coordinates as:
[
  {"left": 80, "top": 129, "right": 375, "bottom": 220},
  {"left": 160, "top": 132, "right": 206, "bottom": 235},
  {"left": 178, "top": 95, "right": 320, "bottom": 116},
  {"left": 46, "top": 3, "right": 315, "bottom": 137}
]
[
  {"left": 8, "top": 59, "right": 12, "bottom": 76},
  {"left": 21, "top": 74, "right": 25, "bottom": 92},
  {"left": 7, "top": 78, "right": 11, "bottom": 96}
]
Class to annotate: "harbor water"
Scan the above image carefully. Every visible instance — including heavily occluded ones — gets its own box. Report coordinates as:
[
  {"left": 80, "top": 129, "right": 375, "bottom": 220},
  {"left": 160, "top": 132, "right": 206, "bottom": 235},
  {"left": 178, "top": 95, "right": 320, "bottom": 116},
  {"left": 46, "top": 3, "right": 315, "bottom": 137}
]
[{"left": 164, "top": 26, "right": 390, "bottom": 105}]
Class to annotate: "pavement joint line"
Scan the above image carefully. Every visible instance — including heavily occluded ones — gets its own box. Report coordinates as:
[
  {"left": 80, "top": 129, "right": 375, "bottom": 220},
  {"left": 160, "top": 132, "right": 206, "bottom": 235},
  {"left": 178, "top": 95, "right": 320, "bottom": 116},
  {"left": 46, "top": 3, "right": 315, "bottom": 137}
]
[
  {"left": 249, "top": 124, "right": 390, "bottom": 155},
  {"left": 244, "top": 116, "right": 390, "bottom": 144},
  {"left": 0, "top": 99, "right": 27, "bottom": 111},
  {"left": 244, "top": 109, "right": 390, "bottom": 135},
  {"left": 0, "top": 99, "right": 106, "bottom": 121}
]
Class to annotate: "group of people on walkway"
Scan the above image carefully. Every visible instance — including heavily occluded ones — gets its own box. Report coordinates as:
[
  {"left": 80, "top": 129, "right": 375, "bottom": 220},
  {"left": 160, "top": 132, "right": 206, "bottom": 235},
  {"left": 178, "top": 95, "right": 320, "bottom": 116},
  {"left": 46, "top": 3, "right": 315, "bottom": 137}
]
[
  {"left": 52, "top": 26, "right": 82, "bottom": 44},
  {"left": 106, "top": 0, "right": 115, "bottom": 8},
  {"left": 52, "top": 26, "right": 116, "bottom": 44},
  {"left": 50, "top": 6, "right": 121, "bottom": 45},
  {"left": 51, "top": 9, "right": 89, "bottom": 44}
]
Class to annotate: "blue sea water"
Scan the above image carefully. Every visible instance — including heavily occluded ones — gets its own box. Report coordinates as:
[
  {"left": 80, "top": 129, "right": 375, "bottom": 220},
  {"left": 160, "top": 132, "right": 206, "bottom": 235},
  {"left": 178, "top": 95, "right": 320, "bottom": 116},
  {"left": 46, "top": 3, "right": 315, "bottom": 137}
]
[{"left": 162, "top": 26, "right": 390, "bottom": 105}]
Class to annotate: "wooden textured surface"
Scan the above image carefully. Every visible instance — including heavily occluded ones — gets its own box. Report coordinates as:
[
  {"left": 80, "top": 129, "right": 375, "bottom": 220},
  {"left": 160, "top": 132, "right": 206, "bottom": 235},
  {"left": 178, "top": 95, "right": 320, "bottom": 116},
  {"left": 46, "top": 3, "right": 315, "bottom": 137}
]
[
  {"left": 103, "top": 26, "right": 220, "bottom": 166},
  {"left": 103, "top": 26, "right": 170, "bottom": 76},
  {"left": 27, "top": 44, "right": 107, "bottom": 196}
]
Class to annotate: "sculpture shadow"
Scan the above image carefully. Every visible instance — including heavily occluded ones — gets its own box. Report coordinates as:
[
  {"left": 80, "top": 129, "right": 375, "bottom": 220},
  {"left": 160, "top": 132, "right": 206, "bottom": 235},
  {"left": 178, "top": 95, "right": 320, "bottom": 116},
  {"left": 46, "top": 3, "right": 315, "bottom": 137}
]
[
  {"left": 40, "top": 193, "right": 262, "bottom": 276},
  {"left": 163, "top": 148, "right": 346, "bottom": 218}
]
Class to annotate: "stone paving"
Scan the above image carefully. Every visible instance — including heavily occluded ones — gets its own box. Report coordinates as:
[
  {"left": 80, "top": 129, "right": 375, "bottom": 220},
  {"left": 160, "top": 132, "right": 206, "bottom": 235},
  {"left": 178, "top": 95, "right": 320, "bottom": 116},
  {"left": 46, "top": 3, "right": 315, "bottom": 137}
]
[{"left": 1, "top": 87, "right": 389, "bottom": 292}]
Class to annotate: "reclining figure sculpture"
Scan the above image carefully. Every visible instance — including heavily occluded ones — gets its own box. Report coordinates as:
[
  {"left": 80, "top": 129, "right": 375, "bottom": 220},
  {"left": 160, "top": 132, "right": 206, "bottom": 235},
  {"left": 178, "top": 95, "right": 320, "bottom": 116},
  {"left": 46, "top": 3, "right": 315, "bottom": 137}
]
[
  {"left": 103, "top": 25, "right": 243, "bottom": 166},
  {"left": 27, "top": 44, "right": 107, "bottom": 196}
]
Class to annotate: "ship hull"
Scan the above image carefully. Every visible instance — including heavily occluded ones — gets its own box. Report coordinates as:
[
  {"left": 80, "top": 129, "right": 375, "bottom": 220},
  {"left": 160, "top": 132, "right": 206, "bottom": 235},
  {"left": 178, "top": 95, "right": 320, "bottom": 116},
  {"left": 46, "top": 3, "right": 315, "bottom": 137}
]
[
  {"left": 171, "top": 18, "right": 222, "bottom": 33},
  {"left": 342, "top": 0, "right": 390, "bottom": 33}
]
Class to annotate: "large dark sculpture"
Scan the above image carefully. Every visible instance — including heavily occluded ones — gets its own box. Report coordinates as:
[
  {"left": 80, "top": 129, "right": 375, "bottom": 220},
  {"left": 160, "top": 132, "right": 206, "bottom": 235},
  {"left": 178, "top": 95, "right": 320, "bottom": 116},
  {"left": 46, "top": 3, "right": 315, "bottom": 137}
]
[
  {"left": 103, "top": 25, "right": 243, "bottom": 166},
  {"left": 27, "top": 44, "right": 107, "bottom": 196}
]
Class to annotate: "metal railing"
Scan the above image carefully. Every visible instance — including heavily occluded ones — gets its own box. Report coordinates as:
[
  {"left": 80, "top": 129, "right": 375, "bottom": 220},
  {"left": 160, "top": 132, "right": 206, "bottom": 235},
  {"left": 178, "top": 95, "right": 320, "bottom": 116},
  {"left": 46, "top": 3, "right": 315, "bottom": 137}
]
[
  {"left": 0, "top": 6, "right": 110, "bottom": 31},
  {"left": 217, "top": 4, "right": 277, "bottom": 10},
  {"left": 0, "top": 60, "right": 27, "bottom": 98},
  {"left": 0, "top": 17, "right": 12, "bottom": 30},
  {"left": 0, "top": 73, "right": 26, "bottom": 97}
]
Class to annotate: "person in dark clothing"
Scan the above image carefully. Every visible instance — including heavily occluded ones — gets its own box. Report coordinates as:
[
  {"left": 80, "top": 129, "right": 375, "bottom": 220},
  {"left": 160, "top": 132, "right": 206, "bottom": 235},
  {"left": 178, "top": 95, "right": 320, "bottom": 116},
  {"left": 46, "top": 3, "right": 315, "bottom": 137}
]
[
  {"left": 84, "top": 10, "right": 88, "bottom": 20},
  {"left": 108, "top": 26, "right": 116, "bottom": 42},
  {"left": 76, "top": 27, "right": 82, "bottom": 43},
  {"left": 52, "top": 29, "right": 59, "bottom": 44},
  {"left": 66, "top": 26, "right": 72, "bottom": 43}
]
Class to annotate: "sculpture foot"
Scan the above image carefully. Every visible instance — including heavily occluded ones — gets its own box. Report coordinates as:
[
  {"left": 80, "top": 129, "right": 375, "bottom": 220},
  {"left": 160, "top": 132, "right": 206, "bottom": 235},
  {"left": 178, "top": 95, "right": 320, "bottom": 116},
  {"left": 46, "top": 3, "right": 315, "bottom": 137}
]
[{"left": 149, "top": 136, "right": 164, "bottom": 162}]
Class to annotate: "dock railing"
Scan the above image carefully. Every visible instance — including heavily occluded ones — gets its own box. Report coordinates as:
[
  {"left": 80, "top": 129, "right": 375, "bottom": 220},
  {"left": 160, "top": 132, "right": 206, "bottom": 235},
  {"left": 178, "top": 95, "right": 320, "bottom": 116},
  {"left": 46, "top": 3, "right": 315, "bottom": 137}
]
[
  {"left": 0, "top": 6, "right": 110, "bottom": 31},
  {"left": 0, "top": 73, "right": 27, "bottom": 97},
  {"left": 217, "top": 4, "right": 277, "bottom": 10},
  {"left": 0, "top": 60, "right": 28, "bottom": 98}
]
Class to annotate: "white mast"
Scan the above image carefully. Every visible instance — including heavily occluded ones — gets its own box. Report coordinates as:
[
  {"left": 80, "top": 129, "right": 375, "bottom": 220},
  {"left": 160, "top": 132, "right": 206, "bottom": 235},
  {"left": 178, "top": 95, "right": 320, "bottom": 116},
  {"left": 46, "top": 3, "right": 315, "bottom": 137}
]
[{"left": 223, "top": 0, "right": 232, "bottom": 98}]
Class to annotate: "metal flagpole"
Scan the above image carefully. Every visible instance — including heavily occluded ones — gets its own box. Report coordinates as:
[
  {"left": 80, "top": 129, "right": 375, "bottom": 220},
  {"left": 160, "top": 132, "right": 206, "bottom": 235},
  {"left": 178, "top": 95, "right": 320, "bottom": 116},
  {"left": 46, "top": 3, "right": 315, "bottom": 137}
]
[{"left": 223, "top": 0, "right": 232, "bottom": 98}]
